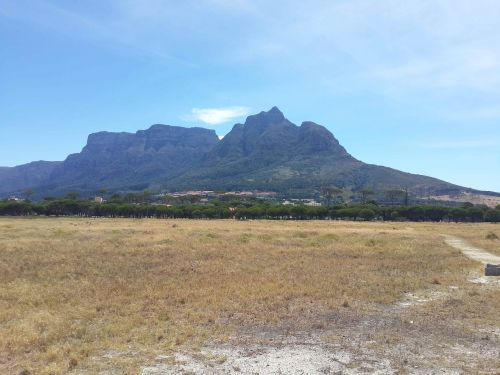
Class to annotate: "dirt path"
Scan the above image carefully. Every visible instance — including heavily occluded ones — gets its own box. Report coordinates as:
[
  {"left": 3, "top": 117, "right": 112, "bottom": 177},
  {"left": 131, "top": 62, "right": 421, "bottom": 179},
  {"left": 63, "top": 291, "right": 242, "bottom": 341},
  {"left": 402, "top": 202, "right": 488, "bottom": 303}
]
[
  {"left": 444, "top": 236, "right": 500, "bottom": 264},
  {"left": 138, "top": 236, "right": 500, "bottom": 374}
]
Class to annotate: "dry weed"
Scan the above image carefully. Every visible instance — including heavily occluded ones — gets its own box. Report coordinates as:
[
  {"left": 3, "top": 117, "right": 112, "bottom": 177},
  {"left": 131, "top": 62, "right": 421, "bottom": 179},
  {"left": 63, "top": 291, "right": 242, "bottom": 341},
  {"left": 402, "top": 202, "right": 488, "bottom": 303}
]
[{"left": 0, "top": 218, "right": 495, "bottom": 373}]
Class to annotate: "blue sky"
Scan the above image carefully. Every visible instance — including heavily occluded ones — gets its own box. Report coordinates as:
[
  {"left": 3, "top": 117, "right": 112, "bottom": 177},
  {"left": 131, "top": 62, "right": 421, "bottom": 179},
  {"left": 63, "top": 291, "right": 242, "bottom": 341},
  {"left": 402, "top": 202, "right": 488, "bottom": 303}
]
[{"left": 1, "top": 0, "right": 499, "bottom": 191}]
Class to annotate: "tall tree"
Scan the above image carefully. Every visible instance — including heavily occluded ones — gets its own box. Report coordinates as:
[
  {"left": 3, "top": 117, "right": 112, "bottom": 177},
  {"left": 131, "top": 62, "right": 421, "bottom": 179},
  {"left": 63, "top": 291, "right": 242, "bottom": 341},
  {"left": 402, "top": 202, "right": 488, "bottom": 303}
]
[
  {"left": 97, "top": 188, "right": 108, "bottom": 197},
  {"left": 23, "top": 188, "right": 34, "bottom": 201},
  {"left": 65, "top": 192, "right": 80, "bottom": 200},
  {"left": 322, "top": 187, "right": 343, "bottom": 206},
  {"left": 385, "top": 189, "right": 405, "bottom": 205},
  {"left": 360, "top": 188, "right": 374, "bottom": 204}
]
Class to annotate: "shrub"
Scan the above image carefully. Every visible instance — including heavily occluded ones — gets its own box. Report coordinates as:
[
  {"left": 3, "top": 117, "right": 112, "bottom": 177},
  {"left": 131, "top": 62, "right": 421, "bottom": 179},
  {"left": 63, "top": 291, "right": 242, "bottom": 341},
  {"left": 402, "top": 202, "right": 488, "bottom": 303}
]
[{"left": 486, "top": 232, "right": 499, "bottom": 240}]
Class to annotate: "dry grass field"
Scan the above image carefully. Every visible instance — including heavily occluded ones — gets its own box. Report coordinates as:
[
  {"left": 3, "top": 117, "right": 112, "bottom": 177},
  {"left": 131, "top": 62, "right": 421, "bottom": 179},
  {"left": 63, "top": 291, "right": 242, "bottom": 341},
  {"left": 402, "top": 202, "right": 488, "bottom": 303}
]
[
  {"left": 439, "top": 223, "right": 500, "bottom": 256},
  {"left": 0, "top": 218, "right": 499, "bottom": 374}
]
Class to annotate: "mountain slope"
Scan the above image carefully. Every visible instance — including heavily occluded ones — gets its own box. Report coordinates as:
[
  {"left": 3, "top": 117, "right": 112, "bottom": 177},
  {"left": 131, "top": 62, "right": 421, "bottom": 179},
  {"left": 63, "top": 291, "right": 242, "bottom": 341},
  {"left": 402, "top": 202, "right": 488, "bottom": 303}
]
[
  {"left": 167, "top": 107, "right": 466, "bottom": 195},
  {"left": 1, "top": 125, "right": 219, "bottom": 196},
  {"left": 51, "top": 125, "right": 218, "bottom": 191},
  {"left": 1, "top": 107, "right": 498, "bottom": 198},
  {"left": 0, "top": 161, "right": 61, "bottom": 195}
]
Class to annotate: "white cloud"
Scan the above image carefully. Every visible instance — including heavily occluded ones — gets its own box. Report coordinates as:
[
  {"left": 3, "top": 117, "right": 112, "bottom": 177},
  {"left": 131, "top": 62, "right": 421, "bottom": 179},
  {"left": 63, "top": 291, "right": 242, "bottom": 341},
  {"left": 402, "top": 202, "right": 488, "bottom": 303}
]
[{"left": 187, "top": 107, "right": 249, "bottom": 125}]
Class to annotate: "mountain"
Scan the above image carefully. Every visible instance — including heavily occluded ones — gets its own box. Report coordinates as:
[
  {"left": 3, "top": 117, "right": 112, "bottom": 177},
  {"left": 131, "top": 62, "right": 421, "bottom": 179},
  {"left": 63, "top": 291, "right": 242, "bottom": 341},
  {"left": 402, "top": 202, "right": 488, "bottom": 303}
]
[
  {"left": 0, "top": 161, "right": 61, "bottom": 195},
  {"left": 167, "top": 107, "right": 474, "bottom": 196},
  {"left": 0, "top": 125, "right": 219, "bottom": 197},
  {"left": 1, "top": 107, "right": 498, "bottom": 199}
]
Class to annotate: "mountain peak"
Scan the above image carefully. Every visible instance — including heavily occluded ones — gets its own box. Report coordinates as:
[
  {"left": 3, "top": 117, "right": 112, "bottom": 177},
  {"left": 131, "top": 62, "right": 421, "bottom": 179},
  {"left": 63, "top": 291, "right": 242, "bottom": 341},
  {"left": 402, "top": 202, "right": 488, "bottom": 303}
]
[
  {"left": 268, "top": 106, "right": 283, "bottom": 115},
  {"left": 1, "top": 107, "right": 484, "bottom": 199},
  {"left": 243, "top": 106, "right": 286, "bottom": 128}
]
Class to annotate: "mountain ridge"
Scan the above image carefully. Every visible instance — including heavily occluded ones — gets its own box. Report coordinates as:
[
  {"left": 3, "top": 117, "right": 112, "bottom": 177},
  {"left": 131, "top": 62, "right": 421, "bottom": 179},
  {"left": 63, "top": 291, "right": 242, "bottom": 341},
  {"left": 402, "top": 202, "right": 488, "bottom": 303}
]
[{"left": 1, "top": 107, "right": 499, "bottom": 199}]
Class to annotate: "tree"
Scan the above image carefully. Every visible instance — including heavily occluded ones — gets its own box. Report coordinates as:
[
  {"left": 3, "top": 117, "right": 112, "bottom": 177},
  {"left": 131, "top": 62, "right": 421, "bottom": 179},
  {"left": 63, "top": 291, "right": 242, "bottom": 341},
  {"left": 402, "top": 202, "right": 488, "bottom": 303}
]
[
  {"left": 23, "top": 188, "right": 34, "bottom": 201},
  {"left": 485, "top": 209, "right": 500, "bottom": 223},
  {"left": 358, "top": 208, "right": 375, "bottom": 220},
  {"left": 385, "top": 189, "right": 405, "bottom": 205},
  {"left": 141, "top": 190, "right": 152, "bottom": 204},
  {"left": 108, "top": 193, "right": 123, "bottom": 203},
  {"left": 163, "top": 194, "right": 177, "bottom": 205},
  {"left": 97, "top": 188, "right": 108, "bottom": 197},
  {"left": 65, "top": 192, "right": 80, "bottom": 200},
  {"left": 466, "top": 206, "right": 485, "bottom": 222},
  {"left": 321, "top": 187, "right": 333, "bottom": 206},
  {"left": 360, "top": 188, "right": 373, "bottom": 204},
  {"left": 322, "top": 187, "right": 343, "bottom": 206}
]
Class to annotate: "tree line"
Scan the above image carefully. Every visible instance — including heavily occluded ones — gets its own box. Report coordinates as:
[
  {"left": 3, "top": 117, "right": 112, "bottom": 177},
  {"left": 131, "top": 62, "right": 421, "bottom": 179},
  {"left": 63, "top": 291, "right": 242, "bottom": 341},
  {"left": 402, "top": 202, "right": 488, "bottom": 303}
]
[{"left": 1, "top": 198, "right": 499, "bottom": 222}]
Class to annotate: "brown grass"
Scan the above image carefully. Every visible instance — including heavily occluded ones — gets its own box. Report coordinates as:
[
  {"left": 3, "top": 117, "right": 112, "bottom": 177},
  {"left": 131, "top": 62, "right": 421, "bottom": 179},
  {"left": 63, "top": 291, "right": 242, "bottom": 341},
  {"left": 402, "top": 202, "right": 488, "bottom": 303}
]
[
  {"left": 417, "top": 222, "right": 500, "bottom": 256},
  {"left": 428, "top": 193, "right": 500, "bottom": 207},
  {"left": 0, "top": 218, "right": 497, "bottom": 374}
]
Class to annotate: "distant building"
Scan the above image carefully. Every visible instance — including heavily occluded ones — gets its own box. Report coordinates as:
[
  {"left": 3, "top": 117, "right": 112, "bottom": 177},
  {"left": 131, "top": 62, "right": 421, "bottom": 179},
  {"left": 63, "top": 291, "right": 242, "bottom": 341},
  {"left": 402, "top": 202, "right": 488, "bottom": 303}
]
[
  {"left": 94, "top": 196, "right": 105, "bottom": 204},
  {"left": 255, "top": 191, "right": 277, "bottom": 198},
  {"left": 285, "top": 198, "right": 322, "bottom": 206},
  {"left": 303, "top": 199, "right": 322, "bottom": 207}
]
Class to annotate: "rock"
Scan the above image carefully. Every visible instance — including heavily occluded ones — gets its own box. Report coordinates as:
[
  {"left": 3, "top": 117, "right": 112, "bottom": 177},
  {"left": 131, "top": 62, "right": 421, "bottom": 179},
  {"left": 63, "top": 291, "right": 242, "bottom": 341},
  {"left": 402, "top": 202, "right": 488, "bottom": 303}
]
[{"left": 485, "top": 264, "right": 500, "bottom": 276}]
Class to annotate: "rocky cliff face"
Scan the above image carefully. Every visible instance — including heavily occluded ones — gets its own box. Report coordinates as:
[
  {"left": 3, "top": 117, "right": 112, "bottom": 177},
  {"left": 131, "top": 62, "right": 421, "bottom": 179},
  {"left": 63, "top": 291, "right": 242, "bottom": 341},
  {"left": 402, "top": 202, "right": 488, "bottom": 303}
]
[
  {"left": 203, "top": 107, "right": 351, "bottom": 162},
  {"left": 0, "top": 125, "right": 219, "bottom": 196},
  {"left": 168, "top": 107, "right": 463, "bottom": 195},
  {"left": 45, "top": 124, "right": 219, "bottom": 193},
  {"left": 0, "top": 161, "right": 61, "bottom": 194},
  {"left": 1, "top": 108, "right": 495, "bottom": 198}
]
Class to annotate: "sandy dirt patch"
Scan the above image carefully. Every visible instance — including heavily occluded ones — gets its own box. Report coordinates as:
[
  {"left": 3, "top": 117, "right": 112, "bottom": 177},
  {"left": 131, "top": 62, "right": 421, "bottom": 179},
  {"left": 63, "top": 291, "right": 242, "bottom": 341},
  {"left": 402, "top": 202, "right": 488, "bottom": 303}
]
[
  {"left": 140, "top": 341, "right": 388, "bottom": 375},
  {"left": 139, "top": 309, "right": 499, "bottom": 374}
]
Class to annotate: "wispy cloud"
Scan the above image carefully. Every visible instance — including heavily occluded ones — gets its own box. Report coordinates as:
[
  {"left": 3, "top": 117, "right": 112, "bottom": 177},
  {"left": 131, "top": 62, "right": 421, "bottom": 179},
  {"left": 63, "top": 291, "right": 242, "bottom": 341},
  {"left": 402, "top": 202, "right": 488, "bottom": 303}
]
[
  {"left": 4, "top": 0, "right": 500, "bottom": 123},
  {"left": 441, "top": 105, "right": 500, "bottom": 122},
  {"left": 5, "top": 1, "right": 500, "bottom": 92},
  {"left": 375, "top": 48, "right": 500, "bottom": 92},
  {"left": 185, "top": 106, "right": 249, "bottom": 125}
]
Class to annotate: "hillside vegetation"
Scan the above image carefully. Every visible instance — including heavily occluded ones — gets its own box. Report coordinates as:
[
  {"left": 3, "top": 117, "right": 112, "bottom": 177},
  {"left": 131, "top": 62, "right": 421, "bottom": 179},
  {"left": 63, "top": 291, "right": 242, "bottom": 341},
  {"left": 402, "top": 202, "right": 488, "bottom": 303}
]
[{"left": 2, "top": 108, "right": 497, "bottom": 200}]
